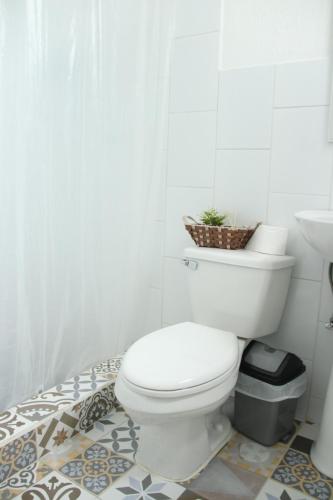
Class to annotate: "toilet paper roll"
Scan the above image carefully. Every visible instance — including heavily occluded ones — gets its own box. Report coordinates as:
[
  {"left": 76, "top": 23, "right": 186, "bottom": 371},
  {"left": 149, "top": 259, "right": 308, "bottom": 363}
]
[{"left": 246, "top": 224, "right": 288, "bottom": 255}]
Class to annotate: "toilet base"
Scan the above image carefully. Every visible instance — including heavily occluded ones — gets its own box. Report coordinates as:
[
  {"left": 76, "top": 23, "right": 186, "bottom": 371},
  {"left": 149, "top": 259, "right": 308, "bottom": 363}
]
[{"left": 135, "top": 410, "right": 233, "bottom": 482}]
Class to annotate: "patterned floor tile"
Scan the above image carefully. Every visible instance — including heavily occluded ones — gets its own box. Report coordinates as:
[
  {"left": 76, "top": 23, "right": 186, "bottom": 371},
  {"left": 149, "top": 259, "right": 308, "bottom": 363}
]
[
  {"left": 36, "top": 403, "right": 83, "bottom": 458},
  {"left": 78, "top": 384, "right": 118, "bottom": 433},
  {"left": 219, "top": 432, "right": 287, "bottom": 478},
  {"left": 0, "top": 460, "right": 52, "bottom": 500},
  {"left": 182, "top": 455, "right": 266, "bottom": 500},
  {"left": 0, "top": 431, "right": 37, "bottom": 484},
  {"left": 0, "top": 410, "right": 31, "bottom": 448},
  {"left": 17, "top": 470, "right": 96, "bottom": 499},
  {"left": 55, "top": 370, "right": 109, "bottom": 401},
  {"left": 42, "top": 434, "right": 94, "bottom": 470},
  {"left": 59, "top": 442, "right": 134, "bottom": 496},
  {"left": 3, "top": 362, "right": 330, "bottom": 500},
  {"left": 91, "top": 357, "right": 123, "bottom": 382},
  {"left": 16, "top": 389, "right": 75, "bottom": 423},
  {"left": 271, "top": 448, "right": 333, "bottom": 500},
  {"left": 84, "top": 408, "right": 128, "bottom": 441},
  {"left": 97, "top": 415, "right": 140, "bottom": 459},
  {"left": 100, "top": 464, "right": 186, "bottom": 500},
  {"left": 255, "top": 479, "right": 312, "bottom": 499}
]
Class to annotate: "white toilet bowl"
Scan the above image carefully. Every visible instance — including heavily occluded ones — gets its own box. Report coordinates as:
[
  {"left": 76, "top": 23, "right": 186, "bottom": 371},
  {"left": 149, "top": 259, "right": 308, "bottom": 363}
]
[
  {"left": 115, "top": 247, "right": 295, "bottom": 481},
  {"left": 115, "top": 322, "right": 244, "bottom": 481}
]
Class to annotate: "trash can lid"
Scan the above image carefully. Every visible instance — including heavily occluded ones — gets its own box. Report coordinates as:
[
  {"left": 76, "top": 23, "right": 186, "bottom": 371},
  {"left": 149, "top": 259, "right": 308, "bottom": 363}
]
[{"left": 240, "top": 341, "right": 305, "bottom": 386}]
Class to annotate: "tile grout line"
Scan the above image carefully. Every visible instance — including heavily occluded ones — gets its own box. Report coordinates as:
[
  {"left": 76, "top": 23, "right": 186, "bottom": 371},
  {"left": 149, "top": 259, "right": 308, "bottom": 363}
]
[
  {"left": 270, "top": 191, "right": 330, "bottom": 197},
  {"left": 174, "top": 29, "right": 220, "bottom": 41},
  {"left": 265, "top": 65, "right": 277, "bottom": 223},
  {"left": 212, "top": 53, "right": 221, "bottom": 208},
  {"left": 274, "top": 103, "right": 329, "bottom": 110},
  {"left": 160, "top": 11, "right": 175, "bottom": 329},
  {"left": 216, "top": 146, "right": 271, "bottom": 150},
  {"left": 169, "top": 108, "right": 217, "bottom": 115}
]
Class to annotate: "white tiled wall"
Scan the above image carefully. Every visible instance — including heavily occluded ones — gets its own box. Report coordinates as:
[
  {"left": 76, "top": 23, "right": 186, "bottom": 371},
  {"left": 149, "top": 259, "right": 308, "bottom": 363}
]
[
  {"left": 153, "top": 0, "right": 333, "bottom": 423},
  {"left": 221, "top": 0, "right": 332, "bottom": 69},
  {"left": 270, "top": 107, "right": 332, "bottom": 196},
  {"left": 217, "top": 66, "right": 274, "bottom": 149},
  {"left": 168, "top": 111, "right": 217, "bottom": 187},
  {"left": 274, "top": 59, "right": 331, "bottom": 108},
  {"left": 175, "top": 0, "right": 221, "bottom": 37},
  {"left": 170, "top": 33, "right": 219, "bottom": 112},
  {"left": 214, "top": 150, "right": 270, "bottom": 226}
]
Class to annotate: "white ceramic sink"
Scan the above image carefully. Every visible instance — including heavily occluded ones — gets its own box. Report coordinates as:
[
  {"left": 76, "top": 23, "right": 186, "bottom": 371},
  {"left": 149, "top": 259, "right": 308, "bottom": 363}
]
[
  {"left": 295, "top": 210, "right": 333, "bottom": 261},
  {"left": 295, "top": 209, "right": 333, "bottom": 478}
]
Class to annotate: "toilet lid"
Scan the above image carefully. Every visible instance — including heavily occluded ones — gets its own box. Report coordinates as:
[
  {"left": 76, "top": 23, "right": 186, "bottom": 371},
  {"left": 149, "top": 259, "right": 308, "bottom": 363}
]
[{"left": 122, "top": 322, "right": 239, "bottom": 391}]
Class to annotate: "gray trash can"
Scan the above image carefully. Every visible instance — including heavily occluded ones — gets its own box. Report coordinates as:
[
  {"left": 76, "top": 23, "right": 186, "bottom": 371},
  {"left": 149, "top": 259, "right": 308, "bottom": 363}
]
[{"left": 234, "top": 341, "right": 307, "bottom": 446}]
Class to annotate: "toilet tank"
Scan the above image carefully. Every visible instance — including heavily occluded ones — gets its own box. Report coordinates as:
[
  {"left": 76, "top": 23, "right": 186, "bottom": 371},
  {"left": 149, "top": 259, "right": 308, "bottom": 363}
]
[{"left": 183, "top": 247, "right": 295, "bottom": 339}]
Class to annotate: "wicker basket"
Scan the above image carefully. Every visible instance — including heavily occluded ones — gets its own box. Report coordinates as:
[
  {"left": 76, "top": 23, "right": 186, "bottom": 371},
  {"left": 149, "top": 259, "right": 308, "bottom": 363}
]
[{"left": 183, "top": 216, "right": 259, "bottom": 250}]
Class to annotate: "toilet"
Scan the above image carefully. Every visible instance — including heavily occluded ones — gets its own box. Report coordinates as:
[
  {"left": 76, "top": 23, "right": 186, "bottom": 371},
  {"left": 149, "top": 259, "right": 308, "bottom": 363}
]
[{"left": 115, "top": 246, "right": 295, "bottom": 481}]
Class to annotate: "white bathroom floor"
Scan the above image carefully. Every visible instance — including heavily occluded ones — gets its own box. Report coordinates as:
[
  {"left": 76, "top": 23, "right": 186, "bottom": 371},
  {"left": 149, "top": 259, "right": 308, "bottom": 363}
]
[{"left": 1, "top": 404, "right": 332, "bottom": 500}]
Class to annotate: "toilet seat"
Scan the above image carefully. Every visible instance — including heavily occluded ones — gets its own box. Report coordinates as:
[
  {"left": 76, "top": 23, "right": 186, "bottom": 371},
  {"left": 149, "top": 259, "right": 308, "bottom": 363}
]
[
  {"left": 121, "top": 322, "right": 239, "bottom": 397},
  {"left": 121, "top": 360, "right": 239, "bottom": 399}
]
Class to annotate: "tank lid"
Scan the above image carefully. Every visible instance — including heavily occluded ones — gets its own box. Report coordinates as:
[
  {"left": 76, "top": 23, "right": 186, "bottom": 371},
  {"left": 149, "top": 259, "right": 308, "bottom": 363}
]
[{"left": 184, "top": 247, "right": 295, "bottom": 270}]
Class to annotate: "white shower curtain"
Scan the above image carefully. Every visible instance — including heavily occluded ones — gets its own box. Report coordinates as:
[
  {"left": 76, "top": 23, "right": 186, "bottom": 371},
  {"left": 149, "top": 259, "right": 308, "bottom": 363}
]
[{"left": 0, "top": 0, "right": 174, "bottom": 410}]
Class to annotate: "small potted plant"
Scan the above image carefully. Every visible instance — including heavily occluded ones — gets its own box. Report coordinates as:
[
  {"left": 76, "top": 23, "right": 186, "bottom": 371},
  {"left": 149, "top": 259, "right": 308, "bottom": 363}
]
[{"left": 200, "top": 208, "right": 227, "bottom": 227}]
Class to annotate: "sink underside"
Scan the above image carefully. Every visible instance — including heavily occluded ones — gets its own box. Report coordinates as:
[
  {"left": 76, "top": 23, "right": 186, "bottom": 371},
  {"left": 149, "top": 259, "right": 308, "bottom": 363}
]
[{"left": 295, "top": 210, "right": 333, "bottom": 262}]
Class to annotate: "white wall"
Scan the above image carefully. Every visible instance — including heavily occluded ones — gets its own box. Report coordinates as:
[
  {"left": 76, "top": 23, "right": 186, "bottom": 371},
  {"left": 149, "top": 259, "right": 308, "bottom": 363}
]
[
  {"left": 221, "top": 0, "right": 333, "bottom": 69},
  {"left": 153, "top": 0, "right": 333, "bottom": 423}
]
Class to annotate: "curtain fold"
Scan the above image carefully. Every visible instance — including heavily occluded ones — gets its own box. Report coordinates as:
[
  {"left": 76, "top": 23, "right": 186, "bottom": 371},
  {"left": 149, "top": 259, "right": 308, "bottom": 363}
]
[{"left": 0, "top": 0, "right": 174, "bottom": 410}]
